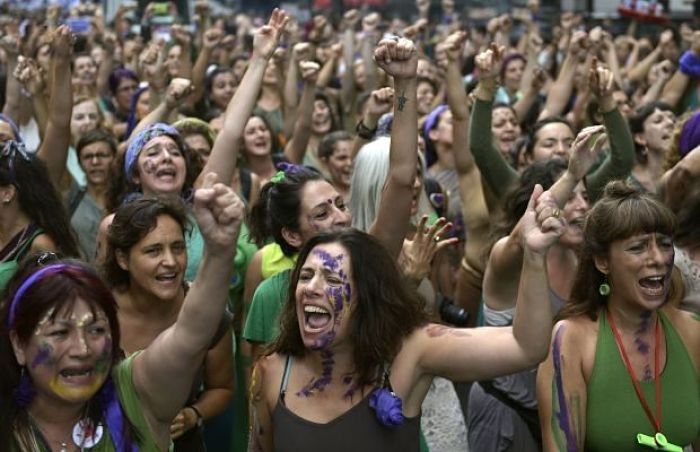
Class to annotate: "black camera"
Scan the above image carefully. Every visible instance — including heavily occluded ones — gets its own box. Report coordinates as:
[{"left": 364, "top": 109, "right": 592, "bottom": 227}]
[{"left": 438, "top": 295, "right": 469, "bottom": 327}]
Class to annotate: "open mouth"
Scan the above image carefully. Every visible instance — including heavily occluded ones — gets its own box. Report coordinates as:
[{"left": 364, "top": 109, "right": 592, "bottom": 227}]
[
  {"left": 59, "top": 367, "right": 94, "bottom": 383},
  {"left": 303, "top": 304, "right": 333, "bottom": 332},
  {"left": 638, "top": 275, "right": 666, "bottom": 297},
  {"left": 569, "top": 217, "right": 585, "bottom": 229},
  {"left": 156, "top": 272, "right": 178, "bottom": 283},
  {"left": 155, "top": 168, "right": 177, "bottom": 179}
]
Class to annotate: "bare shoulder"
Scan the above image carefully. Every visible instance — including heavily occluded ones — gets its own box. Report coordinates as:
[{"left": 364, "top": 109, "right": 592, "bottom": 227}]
[
  {"left": 252, "top": 353, "right": 287, "bottom": 404},
  {"left": 29, "top": 233, "right": 58, "bottom": 254},
  {"left": 662, "top": 307, "right": 700, "bottom": 370},
  {"left": 99, "top": 212, "right": 115, "bottom": 231},
  {"left": 551, "top": 316, "right": 599, "bottom": 380}
]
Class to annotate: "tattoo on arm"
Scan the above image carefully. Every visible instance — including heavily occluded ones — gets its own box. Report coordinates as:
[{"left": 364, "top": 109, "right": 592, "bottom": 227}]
[{"left": 397, "top": 91, "right": 408, "bottom": 111}]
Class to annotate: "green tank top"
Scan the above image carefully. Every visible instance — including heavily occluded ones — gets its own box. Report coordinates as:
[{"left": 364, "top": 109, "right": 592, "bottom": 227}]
[
  {"left": 586, "top": 310, "right": 700, "bottom": 451},
  {"left": 10, "top": 353, "right": 164, "bottom": 451}
]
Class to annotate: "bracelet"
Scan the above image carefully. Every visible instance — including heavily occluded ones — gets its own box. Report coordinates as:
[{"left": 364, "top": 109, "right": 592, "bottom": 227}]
[
  {"left": 679, "top": 50, "right": 700, "bottom": 78},
  {"left": 356, "top": 120, "right": 377, "bottom": 140},
  {"left": 187, "top": 405, "right": 204, "bottom": 428}
]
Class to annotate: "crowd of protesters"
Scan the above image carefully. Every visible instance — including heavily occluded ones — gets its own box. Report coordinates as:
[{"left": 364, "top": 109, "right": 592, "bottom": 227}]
[{"left": 0, "top": 0, "right": 698, "bottom": 450}]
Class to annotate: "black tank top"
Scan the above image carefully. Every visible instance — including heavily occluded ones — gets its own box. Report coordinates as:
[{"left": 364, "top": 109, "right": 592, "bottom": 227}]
[{"left": 272, "top": 356, "right": 420, "bottom": 452}]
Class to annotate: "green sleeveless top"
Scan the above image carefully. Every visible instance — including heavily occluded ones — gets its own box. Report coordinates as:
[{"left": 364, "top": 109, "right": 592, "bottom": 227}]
[
  {"left": 586, "top": 311, "right": 700, "bottom": 451},
  {"left": 0, "top": 226, "right": 43, "bottom": 293}
]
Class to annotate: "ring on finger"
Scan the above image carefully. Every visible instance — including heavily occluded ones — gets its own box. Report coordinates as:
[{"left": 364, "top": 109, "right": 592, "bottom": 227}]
[
  {"left": 552, "top": 208, "right": 561, "bottom": 219},
  {"left": 434, "top": 236, "right": 441, "bottom": 242}
]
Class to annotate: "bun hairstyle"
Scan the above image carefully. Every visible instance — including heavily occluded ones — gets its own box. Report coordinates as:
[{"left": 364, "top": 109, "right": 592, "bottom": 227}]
[{"left": 247, "top": 164, "right": 325, "bottom": 256}]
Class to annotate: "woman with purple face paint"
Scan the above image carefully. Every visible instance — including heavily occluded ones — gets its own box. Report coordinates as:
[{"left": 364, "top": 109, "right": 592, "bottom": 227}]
[
  {"left": 248, "top": 178, "right": 563, "bottom": 451},
  {"left": 0, "top": 174, "right": 245, "bottom": 451},
  {"left": 536, "top": 181, "right": 700, "bottom": 452},
  {"left": 98, "top": 8, "right": 290, "bottom": 277}
]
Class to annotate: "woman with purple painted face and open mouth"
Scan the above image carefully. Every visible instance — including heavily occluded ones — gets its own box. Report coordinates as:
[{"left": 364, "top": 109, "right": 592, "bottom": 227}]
[{"left": 248, "top": 176, "right": 564, "bottom": 451}]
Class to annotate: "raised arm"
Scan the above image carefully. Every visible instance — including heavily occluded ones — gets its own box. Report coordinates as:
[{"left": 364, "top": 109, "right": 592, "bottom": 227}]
[
  {"left": 1, "top": 34, "right": 22, "bottom": 123},
  {"left": 444, "top": 32, "right": 490, "bottom": 321},
  {"left": 538, "top": 30, "right": 586, "bottom": 120},
  {"left": 195, "top": 9, "right": 289, "bottom": 189},
  {"left": 13, "top": 57, "right": 48, "bottom": 137},
  {"left": 627, "top": 30, "right": 672, "bottom": 84},
  {"left": 126, "top": 78, "right": 193, "bottom": 143},
  {"left": 469, "top": 44, "right": 519, "bottom": 200},
  {"left": 660, "top": 31, "right": 700, "bottom": 109},
  {"left": 351, "top": 87, "right": 393, "bottom": 159},
  {"left": 339, "top": 10, "right": 359, "bottom": 116},
  {"left": 283, "top": 61, "right": 320, "bottom": 164},
  {"left": 411, "top": 185, "right": 561, "bottom": 383},
  {"left": 132, "top": 173, "right": 243, "bottom": 431},
  {"left": 584, "top": 61, "right": 636, "bottom": 203},
  {"left": 367, "top": 37, "right": 418, "bottom": 260},
  {"left": 188, "top": 28, "right": 224, "bottom": 107},
  {"left": 36, "top": 26, "right": 73, "bottom": 190}
]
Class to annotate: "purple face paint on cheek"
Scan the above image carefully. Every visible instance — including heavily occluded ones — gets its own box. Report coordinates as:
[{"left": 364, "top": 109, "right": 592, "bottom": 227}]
[
  {"left": 31, "top": 342, "right": 54, "bottom": 369},
  {"left": 142, "top": 159, "right": 157, "bottom": 175},
  {"left": 93, "top": 337, "right": 113, "bottom": 375}
]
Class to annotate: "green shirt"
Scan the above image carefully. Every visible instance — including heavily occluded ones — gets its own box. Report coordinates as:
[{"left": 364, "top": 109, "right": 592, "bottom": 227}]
[{"left": 242, "top": 269, "right": 291, "bottom": 344}]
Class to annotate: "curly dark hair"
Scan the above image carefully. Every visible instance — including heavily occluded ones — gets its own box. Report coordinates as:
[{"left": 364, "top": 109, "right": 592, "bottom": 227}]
[
  {"left": 102, "top": 197, "right": 190, "bottom": 290},
  {"left": 269, "top": 229, "right": 428, "bottom": 388},
  {"left": 559, "top": 181, "right": 677, "bottom": 321}
]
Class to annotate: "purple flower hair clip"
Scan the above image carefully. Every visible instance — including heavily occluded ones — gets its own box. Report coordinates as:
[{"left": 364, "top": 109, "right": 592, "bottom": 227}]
[
  {"left": 276, "top": 161, "right": 304, "bottom": 175},
  {"left": 369, "top": 365, "right": 405, "bottom": 427},
  {"left": 369, "top": 388, "right": 405, "bottom": 427}
]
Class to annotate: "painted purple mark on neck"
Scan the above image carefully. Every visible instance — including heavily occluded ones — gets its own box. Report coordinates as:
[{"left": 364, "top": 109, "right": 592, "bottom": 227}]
[
  {"left": 296, "top": 350, "right": 335, "bottom": 397},
  {"left": 552, "top": 326, "right": 578, "bottom": 452}
]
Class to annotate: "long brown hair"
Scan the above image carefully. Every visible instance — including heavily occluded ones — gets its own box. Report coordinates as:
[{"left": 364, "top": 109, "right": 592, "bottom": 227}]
[
  {"left": 560, "top": 181, "right": 677, "bottom": 321},
  {"left": 269, "top": 229, "right": 428, "bottom": 388}
]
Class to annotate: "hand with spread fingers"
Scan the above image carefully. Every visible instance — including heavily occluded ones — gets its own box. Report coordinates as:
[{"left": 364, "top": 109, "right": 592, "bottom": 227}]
[
  {"left": 399, "top": 216, "right": 458, "bottom": 282},
  {"left": 566, "top": 125, "right": 608, "bottom": 181},
  {"left": 253, "top": 8, "right": 289, "bottom": 61}
]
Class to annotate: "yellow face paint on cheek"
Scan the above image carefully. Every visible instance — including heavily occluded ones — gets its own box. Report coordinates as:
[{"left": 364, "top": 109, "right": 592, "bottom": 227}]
[{"left": 48, "top": 337, "right": 112, "bottom": 402}]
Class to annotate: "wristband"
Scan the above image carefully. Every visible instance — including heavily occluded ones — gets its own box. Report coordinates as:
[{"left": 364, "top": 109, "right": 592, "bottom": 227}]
[
  {"left": 187, "top": 405, "right": 204, "bottom": 428},
  {"left": 356, "top": 120, "right": 377, "bottom": 140},
  {"left": 679, "top": 50, "right": 700, "bottom": 78}
]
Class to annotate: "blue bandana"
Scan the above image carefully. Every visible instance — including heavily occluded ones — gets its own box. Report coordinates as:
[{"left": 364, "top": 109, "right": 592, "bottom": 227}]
[{"left": 124, "top": 123, "right": 181, "bottom": 183}]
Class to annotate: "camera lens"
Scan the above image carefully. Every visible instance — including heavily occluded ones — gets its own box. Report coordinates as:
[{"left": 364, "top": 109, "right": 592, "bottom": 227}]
[{"left": 439, "top": 296, "right": 469, "bottom": 327}]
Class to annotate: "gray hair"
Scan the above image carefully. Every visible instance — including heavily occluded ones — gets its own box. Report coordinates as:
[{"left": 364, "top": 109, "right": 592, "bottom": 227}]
[{"left": 349, "top": 136, "right": 432, "bottom": 232}]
